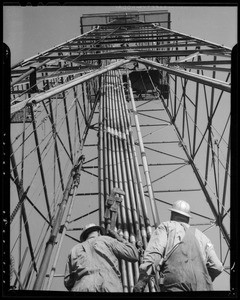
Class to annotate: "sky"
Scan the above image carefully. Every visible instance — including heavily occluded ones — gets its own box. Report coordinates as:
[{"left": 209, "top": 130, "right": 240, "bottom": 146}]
[{"left": 4, "top": 4, "right": 237, "bottom": 293}]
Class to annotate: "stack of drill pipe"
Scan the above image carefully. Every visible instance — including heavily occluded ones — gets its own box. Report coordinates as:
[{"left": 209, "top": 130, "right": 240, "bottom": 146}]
[
  {"left": 116, "top": 70, "right": 157, "bottom": 292},
  {"left": 112, "top": 73, "right": 140, "bottom": 286},
  {"left": 97, "top": 72, "right": 128, "bottom": 291},
  {"left": 102, "top": 73, "right": 130, "bottom": 291},
  {"left": 98, "top": 69, "right": 158, "bottom": 292},
  {"left": 110, "top": 72, "right": 137, "bottom": 291},
  {"left": 116, "top": 70, "right": 152, "bottom": 246},
  {"left": 115, "top": 71, "right": 154, "bottom": 292},
  {"left": 118, "top": 71, "right": 152, "bottom": 244},
  {"left": 97, "top": 73, "right": 125, "bottom": 290},
  {"left": 115, "top": 70, "right": 146, "bottom": 290},
  {"left": 107, "top": 75, "right": 130, "bottom": 292},
  {"left": 128, "top": 73, "right": 160, "bottom": 229},
  {"left": 121, "top": 72, "right": 158, "bottom": 292},
  {"left": 108, "top": 72, "right": 134, "bottom": 292}
]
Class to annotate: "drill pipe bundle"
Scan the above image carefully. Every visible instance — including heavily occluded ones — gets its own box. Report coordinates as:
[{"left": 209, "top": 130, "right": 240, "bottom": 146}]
[{"left": 98, "top": 69, "right": 156, "bottom": 292}]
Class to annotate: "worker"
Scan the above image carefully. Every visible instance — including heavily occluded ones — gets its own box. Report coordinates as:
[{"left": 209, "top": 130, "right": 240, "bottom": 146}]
[
  {"left": 133, "top": 200, "right": 224, "bottom": 292},
  {"left": 64, "top": 223, "right": 139, "bottom": 292}
]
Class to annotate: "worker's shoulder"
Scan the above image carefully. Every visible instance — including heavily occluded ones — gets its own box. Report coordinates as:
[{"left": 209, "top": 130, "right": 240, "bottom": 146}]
[
  {"left": 158, "top": 220, "right": 171, "bottom": 228},
  {"left": 194, "top": 227, "right": 211, "bottom": 243},
  {"left": 159, "top": 220, "right": 187, "bottom": 229},
  {"left": 155, "top": 220, "right": 174, "bottom": 232},
  {"left": 194, "top": 227, "right": 206, "bottom": 236},
  {"left": 98, "top": 235, "right": 132, "bottom": 246},
  {"left": 97, "top": 235, "right": 114, "bottom": 243},
  {"left": 69, "top": 242, "right": 84, "bottom": 254}
]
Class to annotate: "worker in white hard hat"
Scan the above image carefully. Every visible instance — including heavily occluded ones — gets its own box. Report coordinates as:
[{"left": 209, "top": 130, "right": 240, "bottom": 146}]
[
  {"left": 133, "top": 200, "right": 224, "bottom": 292},
  {"left": 64, "top": 223, "right": 139, "bottom": 292}
]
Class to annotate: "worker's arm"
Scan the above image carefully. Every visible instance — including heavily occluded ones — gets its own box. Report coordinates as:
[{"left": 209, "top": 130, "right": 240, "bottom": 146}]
[
  {"left": 140, "top": 224, "right": 167, "bottom": 275},
  {"left": 205, "top": 242, "right": 224, "bottom": 281},
  {"left": 133, "top": 224, "right": 167, "bottom": 292},
  {"left": 64, "top": 255, "right": 75, "bottom": 291},
  {"left": 195, "top": 228, "right": 224, "bottom": 282},
  {"left": 108, "top": 229, "right": 139, "bottom": 262}
]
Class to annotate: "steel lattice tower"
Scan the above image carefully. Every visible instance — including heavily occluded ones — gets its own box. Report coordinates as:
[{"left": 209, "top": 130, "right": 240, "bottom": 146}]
[{"left": 7, "top": 10, "right": 232, "bottom": 292}]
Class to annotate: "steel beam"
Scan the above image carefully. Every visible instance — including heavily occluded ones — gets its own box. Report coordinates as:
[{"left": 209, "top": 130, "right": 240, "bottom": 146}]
[
  {"left": 136, "top": 58, "right": 231, "bottom": 92},
  {"left": 30, "top": 105, "right": 52, "bottom": 223},
  {"left": 152, "top": 23, "right": 232, "bottom": 51},
  {"left": 10, "top": 145, "right": 38, "bottom": 273},
  {"left": 11, "top": 59, "right": 51, "bottom": 87},
  {"left": 34, "top": 48, "right": 231, "bottom": 62},
  {"left": 11, "top": 58, "right": 133, "bottom": 114}
]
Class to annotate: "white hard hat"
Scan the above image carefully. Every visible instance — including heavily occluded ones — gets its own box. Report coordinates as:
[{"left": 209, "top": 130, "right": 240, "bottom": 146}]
[
  {"left": 80, "top": 223, "right": 105, "bottom": 242},
  {"left": 169, "top": 200, "right": 191, "bottom": 218}
]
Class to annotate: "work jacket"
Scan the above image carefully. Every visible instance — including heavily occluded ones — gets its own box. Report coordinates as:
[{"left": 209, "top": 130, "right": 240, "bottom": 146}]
[
  {"left": 64, "top": 235, "right": 138, "bottom": 292},
  {"left": 139, "top": 221, "right": 224, "bottom": 291}
]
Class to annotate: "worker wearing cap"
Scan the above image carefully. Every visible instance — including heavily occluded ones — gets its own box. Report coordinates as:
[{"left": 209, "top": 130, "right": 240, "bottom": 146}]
[
  {"left": 133, "top": 200, "right": 224, "bottom": 292},
  {"left": 64, "top": 223, "right": 139, "bottom": 292}
]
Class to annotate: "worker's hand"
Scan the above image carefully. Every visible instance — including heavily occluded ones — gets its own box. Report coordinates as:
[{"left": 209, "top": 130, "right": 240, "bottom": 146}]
[
  {"left": 133, "top": 280, "right": 147, "bottom": 292},
  {"left": 108, "top": 229, "right": 126, "bottom": 243},
  {"left": 133, "top": 270, "right": 149, "bottom": 292}
]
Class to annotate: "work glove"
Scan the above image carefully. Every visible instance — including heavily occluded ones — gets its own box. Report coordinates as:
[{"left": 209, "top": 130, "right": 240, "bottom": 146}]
[
  {"left": 108, "top": 229, "right": 127, "bottom": 243},
  {"left": 133, "top": 270, "right": 149, "bottom": 292}
]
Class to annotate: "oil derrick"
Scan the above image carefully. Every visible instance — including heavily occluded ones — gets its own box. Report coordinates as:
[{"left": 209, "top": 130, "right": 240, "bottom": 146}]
[{"left": 7, "top": 10, "right": 231, "bottom": 292}]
